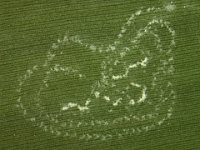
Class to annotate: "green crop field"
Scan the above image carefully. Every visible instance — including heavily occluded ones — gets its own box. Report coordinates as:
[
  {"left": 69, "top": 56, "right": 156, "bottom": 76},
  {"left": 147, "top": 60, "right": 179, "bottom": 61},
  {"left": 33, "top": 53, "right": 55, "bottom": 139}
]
[{"left": 0, "top": 0, "right": 200, "bottom": 150}]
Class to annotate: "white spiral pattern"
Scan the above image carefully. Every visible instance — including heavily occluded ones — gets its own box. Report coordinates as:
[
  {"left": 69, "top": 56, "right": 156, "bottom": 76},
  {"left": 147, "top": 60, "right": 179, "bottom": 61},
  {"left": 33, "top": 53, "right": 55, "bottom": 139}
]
[{"left": 16, "top": 7, "right": 176, "bottom": 141}]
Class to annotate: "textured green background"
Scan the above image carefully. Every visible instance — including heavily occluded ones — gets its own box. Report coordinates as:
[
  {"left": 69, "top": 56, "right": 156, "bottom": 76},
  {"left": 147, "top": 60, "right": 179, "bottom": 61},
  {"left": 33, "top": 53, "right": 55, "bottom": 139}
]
[{"left": 0, "top": 0, "right": 200, "bottom": 149}]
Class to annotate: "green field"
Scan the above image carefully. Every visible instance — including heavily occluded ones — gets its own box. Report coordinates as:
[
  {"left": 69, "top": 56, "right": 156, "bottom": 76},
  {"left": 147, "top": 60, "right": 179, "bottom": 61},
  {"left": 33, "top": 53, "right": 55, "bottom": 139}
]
[{"left": 0, "top": 0, "right": 200, "bottom": 150}]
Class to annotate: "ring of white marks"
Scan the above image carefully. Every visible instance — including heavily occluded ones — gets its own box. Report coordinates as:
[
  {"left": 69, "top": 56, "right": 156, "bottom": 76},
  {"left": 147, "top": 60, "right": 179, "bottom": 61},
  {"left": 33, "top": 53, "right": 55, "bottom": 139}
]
[{"left": 16, "top": 6, "right": 176, "bottom": 141}]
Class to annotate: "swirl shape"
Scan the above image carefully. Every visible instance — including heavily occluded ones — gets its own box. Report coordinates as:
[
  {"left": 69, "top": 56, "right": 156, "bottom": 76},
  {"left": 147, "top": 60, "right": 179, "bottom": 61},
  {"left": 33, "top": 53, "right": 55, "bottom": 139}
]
[{"left": 16, "top": 7, "right": 176, "bottom": 141}]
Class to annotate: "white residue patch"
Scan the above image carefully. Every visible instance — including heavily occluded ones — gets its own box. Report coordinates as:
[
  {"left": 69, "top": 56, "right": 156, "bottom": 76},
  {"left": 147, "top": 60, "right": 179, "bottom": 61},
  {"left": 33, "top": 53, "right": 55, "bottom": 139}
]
[
  {"left": 165, "top": 3, "right": 176, "bottom": 12},
  {"left": 137, "top": 86, "right": 147, "bottom": 103},
  {"left": 61, "top": 102, "right": 89, "bottom": 112},
  {"left": 94, "top": 91, "right": 100, "bottom": 98},
  {"left": 104, "top": 96, "right": 110, "bottom": 102},
  {"left": 112, "top": 75, "right": 123, "bottom": 80},
  {"left": 61, "top": 102, "right": 77, "bottom": 111},
  {"left": 89, "top": 45, "right": 96, "bottom": 51},
  {"left": 129, "top": 99, "right": 135, "bottom": 105},
  {"left": 130, "top": 82, "right": 141, "bottom": 88},
  {"left": 113, "top": 98, "right": 122, "bottom": 106}
]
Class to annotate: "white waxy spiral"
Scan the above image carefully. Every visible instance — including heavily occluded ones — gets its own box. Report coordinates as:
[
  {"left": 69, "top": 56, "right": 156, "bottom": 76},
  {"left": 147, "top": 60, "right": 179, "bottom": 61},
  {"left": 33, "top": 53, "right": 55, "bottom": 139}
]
[{"left": 16, "top": 6, "right": 176, "bottom": 141}]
